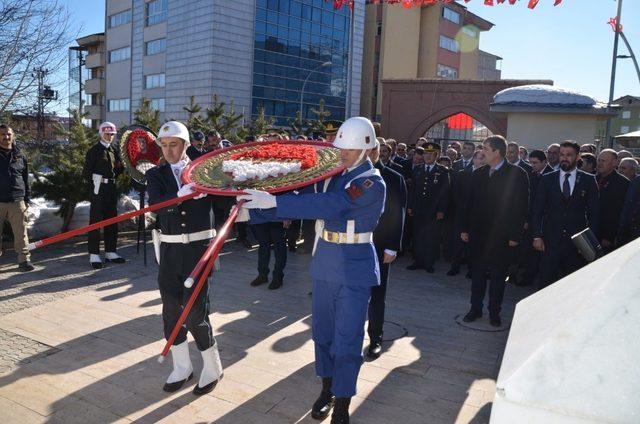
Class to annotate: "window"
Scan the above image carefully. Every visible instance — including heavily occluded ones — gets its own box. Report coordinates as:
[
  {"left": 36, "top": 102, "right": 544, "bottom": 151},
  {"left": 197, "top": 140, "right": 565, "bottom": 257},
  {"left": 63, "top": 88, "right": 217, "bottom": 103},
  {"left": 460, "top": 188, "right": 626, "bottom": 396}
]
[
  {"left": 622, "top": 110, "right": 631, "bottom": 119},
  {"left": 442, "top": 8, "right": 460, "bottom": 24},
  {"left": 145, "top": 73, "right": 165, "bottom": 89},
  {"left": 146, "top": 0, "right": 167, "bottom": 26},
  {"left": 109, "top": 10, "right": 131, "bottom": 28},
  {"left": 108, "top": 47, "right": 131, "bottom": 63},
  {"left": 150, "top": 98, "right": 165, "bottom": 112},
  {"left": 439, "top": 35, "right": 458, "bottom": 53},
  {"left": 621, "top": 126, "right": 629, "bottom": 134},
  {"left": 145, "top": 38, "right": 166, "bottom": 55},
  {"left": 108, "top": 98, "right": 130, "bottom": 112},
  {"left": 462, "top": 26, "right": 477, "bottom": 38},
  {"left": 437, "top": 64, "right": 458, "bottom": 79}
]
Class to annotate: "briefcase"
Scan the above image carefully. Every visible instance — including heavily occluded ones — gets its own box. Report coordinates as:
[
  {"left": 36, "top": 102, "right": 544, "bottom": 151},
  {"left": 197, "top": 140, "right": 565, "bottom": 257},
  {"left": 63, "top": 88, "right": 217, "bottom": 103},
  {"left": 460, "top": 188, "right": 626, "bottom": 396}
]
[{"left": 571, "top": 228, "right": 603, "bottom": 262}]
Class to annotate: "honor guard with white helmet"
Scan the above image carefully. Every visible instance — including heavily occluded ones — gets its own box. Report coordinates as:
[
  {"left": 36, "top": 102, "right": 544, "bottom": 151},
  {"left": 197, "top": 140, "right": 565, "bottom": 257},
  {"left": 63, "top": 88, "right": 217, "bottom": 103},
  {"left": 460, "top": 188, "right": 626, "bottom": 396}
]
[
  {"left": 146, "top": 121, "right": 224, "bottom": 396},
  {"left": 238, "top": 117, "right": 386, "bottom": 424},
  {"left": 82, "top": 122, "right": 125, "bottom": 269}
]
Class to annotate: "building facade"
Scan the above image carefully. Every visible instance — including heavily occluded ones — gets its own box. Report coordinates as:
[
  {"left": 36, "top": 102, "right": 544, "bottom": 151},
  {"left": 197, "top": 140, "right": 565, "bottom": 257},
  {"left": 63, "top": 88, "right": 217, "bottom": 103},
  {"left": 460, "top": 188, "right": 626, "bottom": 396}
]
[
  {"left": 101, "top": 0, "right": 364, "bottom": 128},
  {"left": 71, "top": 33, "right": 106, "bottom": 129},
  {"left": 360, "top": 1, "right": 497, "bottom": 121},
  {"left": 611, "top": 95, "right": 640, "bottom": 136}
]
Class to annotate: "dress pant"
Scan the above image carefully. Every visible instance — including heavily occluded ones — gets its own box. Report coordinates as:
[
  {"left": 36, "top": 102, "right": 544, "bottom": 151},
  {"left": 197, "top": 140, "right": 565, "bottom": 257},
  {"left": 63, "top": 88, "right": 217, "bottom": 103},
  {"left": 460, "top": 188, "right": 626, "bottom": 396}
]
[
  {"left": 0, "top": 200, "right": 30, "bottom": 262},
  {"left": 158, "top": 241, "right": 214, "bottom": 351},
  {"left": 301, "top": 219, "right": 316, "bottom": 250},
  {"left": 312, "top": 278, "right": 371, "bottom": 398},
  {"left": 251, "top": 222, "right": 287, "bottom": 280},
  {"left": 88, "top": 184, "right": 118, "bottom": 254},
  {"left": 236, "top": 221, "right": 248, "bottom": 241},
  {"left": 367, "top": 259, "right": 389, "bottom": 344},
  {"left": 470, "top": 263, "right": 508, "bottom": 317},
  {"left": 537, "top": 235, "right": 586, "bottom": 289},
  {"left": 413, "top": 217, "right": 441, "bottom": 269},
  {"left": 286, "top": 219, "right": 301, "bottom": 250},
  {"left": 403, "top": 214, "right": 413, "bottom": 256}
]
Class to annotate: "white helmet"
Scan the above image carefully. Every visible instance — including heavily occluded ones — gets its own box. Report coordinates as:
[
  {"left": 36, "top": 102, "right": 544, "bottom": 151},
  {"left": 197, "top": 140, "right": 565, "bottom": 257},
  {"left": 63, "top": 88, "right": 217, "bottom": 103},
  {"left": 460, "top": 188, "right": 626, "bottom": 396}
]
[
  {"left": 99, "top": 121, "right": 117, "bottom": 135},
  {"left": 333, "top": 117, "right": 377, "bottom": 150},
  {"left": 156, "top": 121, "right": 191, "bottom": 147}
]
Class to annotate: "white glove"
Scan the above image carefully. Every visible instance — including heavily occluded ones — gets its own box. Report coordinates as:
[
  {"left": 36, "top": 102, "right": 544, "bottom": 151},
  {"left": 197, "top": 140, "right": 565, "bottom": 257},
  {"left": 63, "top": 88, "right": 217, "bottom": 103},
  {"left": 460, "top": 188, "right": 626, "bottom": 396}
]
[
  {"left": 92, "top": 174, "right": 102, "bottom": 195},
  {"left": 237, "top": 189, "right": 276, "bottom": 209},
  {"left": 235, "top": 201, "right": 250, "bottom": 222},
  {"left": 177, "top": 183, "right": 206, "bottom": 199}
]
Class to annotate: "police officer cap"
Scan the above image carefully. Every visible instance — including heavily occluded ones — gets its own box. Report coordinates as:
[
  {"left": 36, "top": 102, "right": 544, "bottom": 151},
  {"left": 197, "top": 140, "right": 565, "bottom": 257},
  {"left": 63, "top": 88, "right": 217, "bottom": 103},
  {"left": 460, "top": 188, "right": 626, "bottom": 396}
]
[
  {"left": 219, "top": 139, "right": 232, "bottom": 149},
  {"left": 324, "top": 120, "right": 343, "bottom": 135},
  {"left": 414, "top": 146, "right": 425, "bottom": 155},
  {"left": 192, "top": 131, "right": 205, "bottom": 141},
  {"left": 422, "top": 141, "right": 441, "bottom": 152}
]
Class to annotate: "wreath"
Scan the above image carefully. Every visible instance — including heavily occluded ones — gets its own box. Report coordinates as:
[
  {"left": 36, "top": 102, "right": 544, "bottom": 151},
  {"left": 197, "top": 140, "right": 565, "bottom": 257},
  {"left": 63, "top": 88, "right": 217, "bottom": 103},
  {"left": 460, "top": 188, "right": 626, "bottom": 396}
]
[{"left": 119, "top": 126, "right": 161, "bottom": 183}]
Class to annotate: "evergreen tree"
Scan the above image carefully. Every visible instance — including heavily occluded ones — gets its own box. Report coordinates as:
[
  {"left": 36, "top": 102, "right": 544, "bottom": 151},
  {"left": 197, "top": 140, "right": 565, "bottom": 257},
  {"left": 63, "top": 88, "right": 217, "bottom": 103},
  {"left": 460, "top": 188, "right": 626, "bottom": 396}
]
[
  {"left": 222, "top": 99, "right": 244, "bottom": 140},
  {"left": 247, "top": 105, "right": 275, "bottom": 137},
  {"left": 183, "top": 96, "right": 207, "bottom": 132},
  {"left": 307, "top": 99, "right": 331, "bottom": 136},
  {"left": 288, "top": 111, "right": 306, "bottom": 136},
  {"left": 31, "top": 109, "right": 97, "bottom": 231},
  {"left": 133, "top": 97, "right": 160, "bottom": 133}
]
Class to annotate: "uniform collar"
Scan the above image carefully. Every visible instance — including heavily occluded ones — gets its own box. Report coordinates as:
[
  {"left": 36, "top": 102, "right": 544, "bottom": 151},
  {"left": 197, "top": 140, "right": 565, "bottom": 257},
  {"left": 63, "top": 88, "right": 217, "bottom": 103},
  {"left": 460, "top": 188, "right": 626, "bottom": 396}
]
[
  {"left": 345, "top": 159, "right": 373, "bottom": 176},
  {"left": 99, "top": 140, "right": 111, "bottom": 149}
]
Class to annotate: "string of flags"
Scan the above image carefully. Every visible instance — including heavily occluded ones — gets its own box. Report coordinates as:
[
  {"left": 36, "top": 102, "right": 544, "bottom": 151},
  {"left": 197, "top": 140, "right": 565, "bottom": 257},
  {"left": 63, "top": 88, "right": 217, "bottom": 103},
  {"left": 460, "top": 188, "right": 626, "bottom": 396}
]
[{"left": 328, "top": 0, "right": 563, "bottom": 10}]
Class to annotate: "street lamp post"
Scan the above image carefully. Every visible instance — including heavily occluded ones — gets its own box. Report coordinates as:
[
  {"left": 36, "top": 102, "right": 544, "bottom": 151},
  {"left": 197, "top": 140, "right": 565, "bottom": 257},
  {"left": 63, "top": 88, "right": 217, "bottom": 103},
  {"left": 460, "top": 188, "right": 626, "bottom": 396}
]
[
  {"left": 605, "top": 0, "right": 624, "bottom": 148},
  {"left": 299, "top": 61, "right": 332, "bottom": 128}
]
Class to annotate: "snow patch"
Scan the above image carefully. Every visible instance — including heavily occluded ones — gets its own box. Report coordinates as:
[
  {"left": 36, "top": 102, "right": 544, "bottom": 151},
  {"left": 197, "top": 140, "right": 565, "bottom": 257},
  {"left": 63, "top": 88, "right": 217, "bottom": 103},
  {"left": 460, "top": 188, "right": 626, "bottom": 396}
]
[{"left": 493, "top": 85, "right": 600, "bottom": 106}]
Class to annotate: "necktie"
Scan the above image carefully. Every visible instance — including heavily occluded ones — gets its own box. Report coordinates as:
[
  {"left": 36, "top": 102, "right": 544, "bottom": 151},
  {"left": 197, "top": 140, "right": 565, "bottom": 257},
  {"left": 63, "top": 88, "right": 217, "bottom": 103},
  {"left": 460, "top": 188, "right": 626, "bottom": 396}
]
[{"left": 563, "top": 173, "right": 571, "bottom": 198}]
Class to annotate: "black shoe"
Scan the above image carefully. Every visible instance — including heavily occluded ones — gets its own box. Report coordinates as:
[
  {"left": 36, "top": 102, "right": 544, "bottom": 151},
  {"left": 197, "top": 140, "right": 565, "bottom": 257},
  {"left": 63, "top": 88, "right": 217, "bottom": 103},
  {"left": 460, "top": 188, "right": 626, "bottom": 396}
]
[
  {"left": 367, "top": 342, "right": 382, "bottom": 359},
  {"left": 331, "top": 397, "right": 350, "bottom": 424},
  {"left": 193, "top": 377, "right": 221, "bottom": 396},
  {"left": 105, "top": 257, "right": 126, "bottom": 264},
  {"left": 463, "top": 310, "right": 482, "bottom": 323},
  {"left": 91, "top": 261, "right": 103, "bottom": 270},
  {"left": 268, "top": 278, "right": 283, "bottom": 290},
  {"left": 250, "top": 275, "right": 268, "bottom": 287},
  {"left": 406, "top": 263, "right": 421, "bottom": 270},
  {"left": 426, "top": 267, "right": 434, "bottom": 273},
  {"left": 490, "top": 316, "right": 502, "bottom": 327},
  {"left": 18, "top": 261, "right": 35, "bottom": 272},
  {"left": 162, "top": 372, "right": 193, "bottom": 393},
  {"left": 311, "top": 378, "right": 335, "bottom": 420},
  {"left": 239, "top": 238, "right": 253, "bottom": 249},
  {"left": 446, "top": 267, "right": 460, "bottom": 276}
]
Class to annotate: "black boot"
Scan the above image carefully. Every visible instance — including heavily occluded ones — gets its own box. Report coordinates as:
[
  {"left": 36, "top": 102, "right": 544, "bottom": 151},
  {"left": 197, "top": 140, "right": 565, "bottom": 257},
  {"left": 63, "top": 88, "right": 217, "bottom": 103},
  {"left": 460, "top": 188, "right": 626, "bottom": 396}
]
[
  {"left": 250, "top": 275, "right": 268, "bottom": 287},
  {"left": 311, "top": 377, "right": 335, "bottom": 420},
  {"left": 331, "top": 397, "right": 350, "bottom": 424}
]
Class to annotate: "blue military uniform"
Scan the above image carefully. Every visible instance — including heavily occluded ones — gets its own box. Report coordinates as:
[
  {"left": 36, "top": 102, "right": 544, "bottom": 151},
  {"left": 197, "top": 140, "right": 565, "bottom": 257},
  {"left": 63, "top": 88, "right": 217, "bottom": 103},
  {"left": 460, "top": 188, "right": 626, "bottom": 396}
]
[{"left": 255, "top": 159, "right": 385, "bottom": 397}]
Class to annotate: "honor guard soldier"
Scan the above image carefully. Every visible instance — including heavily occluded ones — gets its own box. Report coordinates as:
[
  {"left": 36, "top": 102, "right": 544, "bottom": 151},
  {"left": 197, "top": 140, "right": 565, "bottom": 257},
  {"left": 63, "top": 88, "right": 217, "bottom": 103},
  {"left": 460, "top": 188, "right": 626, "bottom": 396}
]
[
  {"left": 406, "top": 141, "right": 451, "bottom": 273},
  {"left": 239, "top": 117, "right": 386, "bottom": 424},
  {"left": 146, "top": 121, "right": 223, "bottom": 396},
  {"left": 82, "top": 122, "right": 125, "bottom": 269}
]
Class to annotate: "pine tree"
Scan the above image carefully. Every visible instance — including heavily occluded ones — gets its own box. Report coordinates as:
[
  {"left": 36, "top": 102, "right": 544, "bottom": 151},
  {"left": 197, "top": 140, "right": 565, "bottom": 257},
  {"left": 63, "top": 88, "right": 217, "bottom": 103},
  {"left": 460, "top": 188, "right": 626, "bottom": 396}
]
[
  {"left": 222, "top": 99, "right": 244, "bottom": 140},
  {"left": 133, "top": 97, "right": 161, "bottom": 133},
  {"left": 31, "top": 109, "right": 97, "bottom": 231},
  {"left": 183, "top": 96, "right": 207, "bottom": 132},
  {"left": 307, "top": 99, "right": 331, "bottom": 136},
  {"left": 247, "top": 105, "right": 275, "bottom": 137},
  {"left": 288, "top": 111, "right": 306, "bottom": 136}
]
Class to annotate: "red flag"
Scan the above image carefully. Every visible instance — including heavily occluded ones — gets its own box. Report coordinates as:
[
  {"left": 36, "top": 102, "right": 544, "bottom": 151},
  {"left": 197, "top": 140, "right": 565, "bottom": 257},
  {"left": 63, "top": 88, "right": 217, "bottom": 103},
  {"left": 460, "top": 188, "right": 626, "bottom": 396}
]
[
  {"left": 554, "top": 0, "right": 563, "bottom": 5},
  {"left": 485, "top": 0, "right": 494, "bottom": 5},
  {"left": 509, "top": 0, "right": 517, "bottom": 4},
  {"left": 528, "top": 0, "right": 540, "bottom": 9}
]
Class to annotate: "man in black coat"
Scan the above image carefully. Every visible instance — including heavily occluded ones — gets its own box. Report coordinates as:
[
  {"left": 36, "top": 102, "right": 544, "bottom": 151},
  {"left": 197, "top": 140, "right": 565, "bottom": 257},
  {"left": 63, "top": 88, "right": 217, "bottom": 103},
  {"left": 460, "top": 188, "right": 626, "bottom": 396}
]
[
  {"left": 378, "top": 140, "right": 406, "bottom": 177},
  {"left": 596, "top": 149, "right": 630, "bottom": 252},
  {"left": 186, "top": 131, "right": 207, "bottom": 160},
  {"left": 461, "top": 136, "right": 529, "bottom": 327},
  {"left": 452, "top": 141, "right": 475, "bottom": 172},
  {"left": 147, "top": 121, "right": 223, "bottom": 396},
  {"left": 407, "top": 142, "right": 450, "bottom": 273},
  {"left": 618, "top": 176, "right": 640, "bottom": 246},
  {"left": 82, "top": 122, "right": 125, "bottom": 269},
  {"left": 532, "top": 140, "right": 599, "bottom": 289},
  {"left": 366, "top": 141, "right": 407, "bottom": 359}
]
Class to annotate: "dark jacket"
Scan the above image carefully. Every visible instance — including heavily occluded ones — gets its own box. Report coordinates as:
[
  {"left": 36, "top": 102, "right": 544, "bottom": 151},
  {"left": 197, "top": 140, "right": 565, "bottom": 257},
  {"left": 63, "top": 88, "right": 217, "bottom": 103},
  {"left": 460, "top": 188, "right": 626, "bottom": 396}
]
[
  {"left": 186, "top": 145, "right": 207, "bottom": 160},
  {"left": 463, "top": 161, "right": 529, "bottom": 267},
  {"left": 596, "top": 170, "right": 630, "bottom": 243},
  {"left": 146, "top": 163, "right": 213, "bottom": 236},
  {"left": 373, "top": 161, "right": 407, "bottom": 256},
  {"left": 82, "top": 142, "right": 122, "bottom": 183},
  {"left": 452, "top": 158, "right": 473, "bottom": 173},
  {"left": 618, "top": 176, "right": 640, "bottom": 244},
  {"left": 408, "top": 163, "right": 450, "bottom": 220},
  {"left": 0, "top": 145, "right": 30, "bottom": 203},
  {"left": 532, "top": 169, "right": 599, "bottom": 247}
]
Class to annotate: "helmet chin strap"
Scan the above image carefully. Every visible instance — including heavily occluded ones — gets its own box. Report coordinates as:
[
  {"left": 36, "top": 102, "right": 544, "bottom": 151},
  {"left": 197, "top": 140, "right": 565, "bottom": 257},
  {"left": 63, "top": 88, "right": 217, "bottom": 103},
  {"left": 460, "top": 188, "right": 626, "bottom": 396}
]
[{"left": 347, "top": 149, "right": 368, "bottom": 172}]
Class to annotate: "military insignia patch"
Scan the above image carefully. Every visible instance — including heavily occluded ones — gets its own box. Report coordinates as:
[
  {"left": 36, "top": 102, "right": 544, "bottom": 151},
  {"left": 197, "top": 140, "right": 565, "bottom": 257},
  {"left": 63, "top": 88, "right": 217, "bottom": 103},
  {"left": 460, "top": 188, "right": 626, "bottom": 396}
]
[
  {"left": 362, "top": 179, "right": 374, "bottom": 189},
  {"left": 346, "top": 185, "right": 363, "bottom": 199}
]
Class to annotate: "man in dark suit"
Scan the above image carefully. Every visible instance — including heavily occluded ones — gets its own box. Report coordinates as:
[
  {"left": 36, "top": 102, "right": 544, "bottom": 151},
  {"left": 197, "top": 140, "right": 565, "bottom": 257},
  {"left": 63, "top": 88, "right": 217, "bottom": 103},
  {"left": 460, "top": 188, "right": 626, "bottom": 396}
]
[
  {"left": 461, "top": 135, "right": 529, "bottom": 327},
  {"left": 366, "top": 141, "right": 407, "bottom": 359},
  {"left": 452, "top": 141, "right": 475, "bottom": 172},
  {"left": 596, "top": 149, "right": 630, "bottom": 253},
  {"left": 378, "top": 140, "right": 406, "bottom": 176},
  {"left": 532, "top": 140, "right": 599, "bottom": 289},
  {"left": 402, "top": 146, "right": 425, "bottom": 255},
  {"left": 580, "top": 153, "right": 597, "bottom": 175},
  {"left": 407, "top": 142, "right": 450, "bottom": 273},
  {"left": 507, "top": 141, "right": 533, "bottom": 174},
  {"left": 618, "top": 175, "right": 640, "bottom": 246},
  {"left": 186, "top": 131, "right": 207, "bottom": 160}
]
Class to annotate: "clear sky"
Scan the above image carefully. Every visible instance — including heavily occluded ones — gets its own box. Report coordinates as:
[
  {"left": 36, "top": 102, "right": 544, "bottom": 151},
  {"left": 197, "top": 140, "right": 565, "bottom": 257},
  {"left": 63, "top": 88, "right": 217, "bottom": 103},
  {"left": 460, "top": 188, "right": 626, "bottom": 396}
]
[{"left": 55, "top": 0, "right": 639, "bottom": 114}]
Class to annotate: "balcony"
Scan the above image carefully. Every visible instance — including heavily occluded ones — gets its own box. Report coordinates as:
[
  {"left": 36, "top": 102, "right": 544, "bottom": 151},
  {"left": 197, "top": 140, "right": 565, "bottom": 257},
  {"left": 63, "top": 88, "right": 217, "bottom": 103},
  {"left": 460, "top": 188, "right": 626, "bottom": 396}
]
[
  {"left": 84, "top": 78, "right": 105, "bottom": 94},
  {"left": 85, "top": 105, "right": 104, "bottom": 120},
  {"left": 85, "top": 52, "right": 105, "bottom": 69}
]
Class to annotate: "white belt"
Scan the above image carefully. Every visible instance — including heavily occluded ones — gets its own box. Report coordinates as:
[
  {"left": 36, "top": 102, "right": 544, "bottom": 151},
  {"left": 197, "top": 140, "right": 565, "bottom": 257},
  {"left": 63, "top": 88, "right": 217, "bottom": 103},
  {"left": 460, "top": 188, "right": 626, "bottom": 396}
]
[
  {"left": 321, "top": 229, "right": 373, "bottom": 244},
  {"left": 158, "top": 229, "right": 216, "bottom": 244},
  {"left": 100, "top": 177, "right": 115, "bottom": 184}
]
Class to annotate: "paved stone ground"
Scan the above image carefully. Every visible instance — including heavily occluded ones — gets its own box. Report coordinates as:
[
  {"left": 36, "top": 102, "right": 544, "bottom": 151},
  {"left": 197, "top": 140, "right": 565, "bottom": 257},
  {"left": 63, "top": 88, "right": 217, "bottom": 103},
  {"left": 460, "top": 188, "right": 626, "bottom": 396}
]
[{"left": 0, "top": 234, "right": 534, "bottom": 423}]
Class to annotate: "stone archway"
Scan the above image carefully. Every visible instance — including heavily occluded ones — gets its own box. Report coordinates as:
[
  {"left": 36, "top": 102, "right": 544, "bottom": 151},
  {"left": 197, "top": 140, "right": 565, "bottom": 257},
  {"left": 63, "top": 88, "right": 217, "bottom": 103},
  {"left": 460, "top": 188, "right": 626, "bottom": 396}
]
[{"left": 379, "top": 79, "right": 552, "bottom": 143}]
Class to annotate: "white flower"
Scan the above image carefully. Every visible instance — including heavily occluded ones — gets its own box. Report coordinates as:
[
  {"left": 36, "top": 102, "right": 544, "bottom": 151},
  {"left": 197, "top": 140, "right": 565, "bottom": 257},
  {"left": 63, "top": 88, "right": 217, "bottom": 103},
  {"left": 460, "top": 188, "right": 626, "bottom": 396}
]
[{"left": 222, "top": 159, "right": 302, "bottom": 182}]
